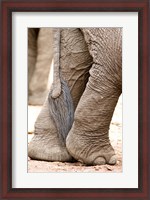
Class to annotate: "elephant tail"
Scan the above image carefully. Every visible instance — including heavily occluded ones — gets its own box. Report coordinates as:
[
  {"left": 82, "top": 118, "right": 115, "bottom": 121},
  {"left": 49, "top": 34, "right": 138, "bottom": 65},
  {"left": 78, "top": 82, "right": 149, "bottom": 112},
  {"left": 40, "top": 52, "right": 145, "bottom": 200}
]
[
  {"left": 48, "top": 79, "right": 74, "bottom": 142},
  {"left": 51, "top": 28, "right": 61, "bottom": 98},
  {"left": 49, "top": 28, "right": 74, "bottom": 141}
]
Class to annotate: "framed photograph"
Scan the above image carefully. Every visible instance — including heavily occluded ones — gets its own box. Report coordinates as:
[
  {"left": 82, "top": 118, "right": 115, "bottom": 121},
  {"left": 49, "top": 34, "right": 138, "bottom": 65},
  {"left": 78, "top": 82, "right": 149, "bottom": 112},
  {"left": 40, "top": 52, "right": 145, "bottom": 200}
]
[{"left": 1, "top": 0, "right": 149, "bottom": 199}]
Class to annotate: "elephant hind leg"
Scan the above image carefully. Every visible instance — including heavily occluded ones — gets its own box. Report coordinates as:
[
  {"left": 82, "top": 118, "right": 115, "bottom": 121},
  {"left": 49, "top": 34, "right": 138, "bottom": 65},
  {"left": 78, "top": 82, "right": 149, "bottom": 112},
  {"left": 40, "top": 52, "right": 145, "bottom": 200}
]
[
  {"left": 28, "top": 130, "right": 72, "bottom": 162},
  {"left": 66, "top": 85, "right": 121, "bottom": 165},
  {"left": 66, "top": 28, "right": 122, "bottom": 165},
  {"left": 60, "top": 28, "right": 93, "bottom": 109},
  {"left": 28, "top": 98, "right": 72, "bottom": 162}
]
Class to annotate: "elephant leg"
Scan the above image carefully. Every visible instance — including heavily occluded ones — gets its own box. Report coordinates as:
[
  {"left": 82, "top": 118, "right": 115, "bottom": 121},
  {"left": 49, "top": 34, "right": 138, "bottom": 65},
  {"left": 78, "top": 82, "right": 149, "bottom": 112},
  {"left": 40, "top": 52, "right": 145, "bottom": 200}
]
[
  {"left": 66, "top": 28, "right": 122, "bottom": 165},
  {"left": 28, "top": 28, "right": 92, "bottom": 162},
  {"left": 60, "top": 28, "right": 93, "bottom": 109},
  {"left": 28, "top": 98, "right": 72, "bottom": 161},
  {"left": 28, "top": 28, "right": 39, "bottom": 94},
  {"left": 29, "top": 28, "right": 53, "bottom": 105}
]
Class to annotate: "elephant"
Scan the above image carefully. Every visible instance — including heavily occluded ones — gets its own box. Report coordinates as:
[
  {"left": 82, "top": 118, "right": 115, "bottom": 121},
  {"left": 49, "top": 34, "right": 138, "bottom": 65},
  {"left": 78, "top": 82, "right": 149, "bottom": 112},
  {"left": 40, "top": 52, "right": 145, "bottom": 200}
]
[
  {"left": 28, "top": 28, "right": 53, "bottom": 105},
  {"left": 28, "top": 28, "right": 122, "bottom": 166}
]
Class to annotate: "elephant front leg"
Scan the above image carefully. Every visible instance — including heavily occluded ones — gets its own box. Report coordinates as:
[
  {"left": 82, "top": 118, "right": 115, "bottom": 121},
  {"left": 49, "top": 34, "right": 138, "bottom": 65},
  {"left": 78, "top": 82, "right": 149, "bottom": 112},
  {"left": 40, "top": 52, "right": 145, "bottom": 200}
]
[{"left": 66, "top": 28, "right": 122, "bottom": 165}]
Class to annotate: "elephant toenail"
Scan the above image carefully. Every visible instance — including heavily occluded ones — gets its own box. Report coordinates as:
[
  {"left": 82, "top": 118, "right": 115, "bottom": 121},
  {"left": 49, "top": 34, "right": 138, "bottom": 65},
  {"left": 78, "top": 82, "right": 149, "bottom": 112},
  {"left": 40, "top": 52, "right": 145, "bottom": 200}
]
[
  {"left": 108, "top": 155, "right": 117, "bottom": 165},
  {"left": 93, "top": 157, "right": 106, "bottom": 165}
]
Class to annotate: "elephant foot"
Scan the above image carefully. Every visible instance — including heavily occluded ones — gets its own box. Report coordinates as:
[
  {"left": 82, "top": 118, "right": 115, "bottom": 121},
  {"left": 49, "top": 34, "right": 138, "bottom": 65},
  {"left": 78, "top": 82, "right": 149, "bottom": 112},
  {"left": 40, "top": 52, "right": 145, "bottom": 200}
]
[
  {"left": 66, "top": 131, "right": 116, "bottom": 165},
  {"left": 28, "top": 130, "right": 72, "bottom": 162}
]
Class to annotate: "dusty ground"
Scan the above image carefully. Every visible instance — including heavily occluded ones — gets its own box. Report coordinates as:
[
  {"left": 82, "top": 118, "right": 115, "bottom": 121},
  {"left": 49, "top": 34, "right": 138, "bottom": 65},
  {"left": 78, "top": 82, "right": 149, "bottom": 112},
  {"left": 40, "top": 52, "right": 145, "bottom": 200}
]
[{"left": 28, "top": 96, "right": 122, "bottom": 173}]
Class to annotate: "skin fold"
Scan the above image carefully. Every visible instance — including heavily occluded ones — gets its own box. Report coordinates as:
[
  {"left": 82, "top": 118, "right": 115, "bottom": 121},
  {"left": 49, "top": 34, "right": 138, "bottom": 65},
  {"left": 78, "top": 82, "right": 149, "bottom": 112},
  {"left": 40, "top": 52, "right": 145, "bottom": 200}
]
[{"left": 28, "top": 28, "right": 122, "bottom": 165}]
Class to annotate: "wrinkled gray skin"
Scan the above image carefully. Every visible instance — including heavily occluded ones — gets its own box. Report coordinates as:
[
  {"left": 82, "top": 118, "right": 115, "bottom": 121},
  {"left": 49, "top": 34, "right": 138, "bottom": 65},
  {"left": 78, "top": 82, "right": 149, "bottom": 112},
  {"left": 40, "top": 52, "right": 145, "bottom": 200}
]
[
  {"left": 28, "top": 28, "right": 122, "bottom": 165},
  {"left": 28, "top": 28, "right": 53, "bottom": 105}
]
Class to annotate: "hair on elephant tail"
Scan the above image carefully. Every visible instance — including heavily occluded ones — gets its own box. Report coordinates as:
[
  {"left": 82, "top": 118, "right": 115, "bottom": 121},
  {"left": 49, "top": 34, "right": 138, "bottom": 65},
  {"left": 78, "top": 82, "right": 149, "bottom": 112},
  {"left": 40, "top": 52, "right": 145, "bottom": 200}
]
[{"left": 48, "top": 79, "right": 74, "bottom": 142}]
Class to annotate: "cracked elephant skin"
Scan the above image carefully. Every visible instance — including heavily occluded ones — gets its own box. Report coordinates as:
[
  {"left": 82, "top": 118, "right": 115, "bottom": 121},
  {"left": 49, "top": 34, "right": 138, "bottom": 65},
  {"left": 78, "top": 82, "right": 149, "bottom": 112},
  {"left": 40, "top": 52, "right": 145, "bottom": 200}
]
[{"left": 28, "top": 28, "right": 122, "bottom": 165}]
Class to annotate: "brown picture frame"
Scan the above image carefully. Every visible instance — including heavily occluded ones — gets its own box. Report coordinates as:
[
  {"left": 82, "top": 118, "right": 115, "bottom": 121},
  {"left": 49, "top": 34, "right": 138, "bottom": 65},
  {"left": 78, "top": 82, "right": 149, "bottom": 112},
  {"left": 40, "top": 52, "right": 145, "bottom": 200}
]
[{"left": 0, "top": 0, "right": 149, "bottom": 199}]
